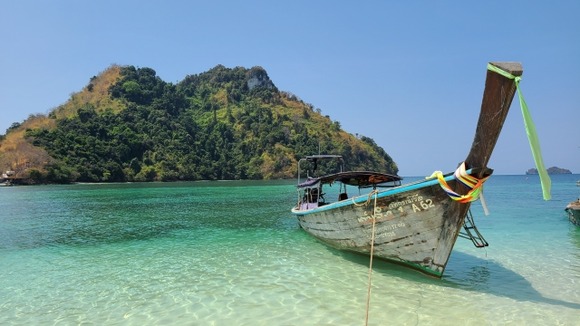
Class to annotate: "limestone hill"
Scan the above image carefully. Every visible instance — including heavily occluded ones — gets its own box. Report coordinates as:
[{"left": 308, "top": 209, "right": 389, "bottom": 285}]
[{"left": 0, "top": 65, "right": 398, "bottom": 183}]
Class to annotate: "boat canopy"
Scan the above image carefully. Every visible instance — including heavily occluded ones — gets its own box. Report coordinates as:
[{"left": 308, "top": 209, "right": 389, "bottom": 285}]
[{"left": 297, "top": 171, "right": 402, "bottom": 189}]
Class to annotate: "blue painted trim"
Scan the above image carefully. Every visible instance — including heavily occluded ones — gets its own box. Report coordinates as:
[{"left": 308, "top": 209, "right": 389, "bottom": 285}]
[{"left": 292, "top": 171, "right": 464, "bottom": 216}]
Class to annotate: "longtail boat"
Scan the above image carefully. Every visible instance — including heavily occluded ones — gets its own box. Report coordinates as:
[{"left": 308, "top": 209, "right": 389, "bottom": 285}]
[
  {"left": 291, "top": 62, "right": 525, "bottom": 278},
  {"left": 565, "top": 199, "right": 580, "bottom": 226}
]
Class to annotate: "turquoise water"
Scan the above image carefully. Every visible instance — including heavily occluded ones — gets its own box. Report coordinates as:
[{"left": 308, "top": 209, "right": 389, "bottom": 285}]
[{"left": 1, "top": 176, "right": 578, "bottom": 325}]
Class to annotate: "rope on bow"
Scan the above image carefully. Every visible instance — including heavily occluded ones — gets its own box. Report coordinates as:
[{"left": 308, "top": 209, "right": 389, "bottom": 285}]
[{"left": 428, "top": 162, "right": 489, "bottom": 204}]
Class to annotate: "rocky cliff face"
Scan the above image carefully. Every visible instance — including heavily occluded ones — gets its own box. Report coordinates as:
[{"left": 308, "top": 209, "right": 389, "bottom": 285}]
[{"left": 246, "top": 66, "right": 274, "bottom": 90}]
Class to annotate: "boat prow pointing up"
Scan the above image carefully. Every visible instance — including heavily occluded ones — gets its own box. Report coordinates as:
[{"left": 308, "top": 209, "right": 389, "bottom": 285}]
[{"left": 291, "top": 62, "right": 524, "bottom": 278}]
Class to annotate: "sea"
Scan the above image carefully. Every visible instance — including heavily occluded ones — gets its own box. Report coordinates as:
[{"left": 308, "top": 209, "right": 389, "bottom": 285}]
[{"left": 0, "top": 174, "right": 579, "bottom": 325}]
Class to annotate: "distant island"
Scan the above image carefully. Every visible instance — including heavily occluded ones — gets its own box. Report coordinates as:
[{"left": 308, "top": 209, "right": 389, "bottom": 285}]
[{"left": 526, "top": 167, "right": 572, "bottom": 175}]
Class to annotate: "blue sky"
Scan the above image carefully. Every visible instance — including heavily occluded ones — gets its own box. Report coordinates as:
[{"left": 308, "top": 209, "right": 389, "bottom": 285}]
[{"left": 1, "top": 1, "right": 579, "bottom": 176}]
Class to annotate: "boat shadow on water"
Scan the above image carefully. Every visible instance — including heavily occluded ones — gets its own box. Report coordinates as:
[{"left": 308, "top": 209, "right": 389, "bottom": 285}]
[{"left": 326, "top": 247, "right": 580, "bottom": 310}]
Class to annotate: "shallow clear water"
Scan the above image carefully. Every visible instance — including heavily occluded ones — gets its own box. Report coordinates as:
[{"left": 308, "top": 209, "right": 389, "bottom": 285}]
[{"left": 1, "top": 176, "right": 578, "bottom": 325}]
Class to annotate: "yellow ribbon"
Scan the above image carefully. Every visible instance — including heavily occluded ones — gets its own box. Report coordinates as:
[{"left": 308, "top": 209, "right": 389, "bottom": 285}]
[{"left": 428, "top": 163, "right": 489, "bottom": 203}]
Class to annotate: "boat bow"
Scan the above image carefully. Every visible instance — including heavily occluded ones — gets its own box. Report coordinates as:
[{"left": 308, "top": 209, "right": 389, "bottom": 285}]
[{"left": 292, "top": 62, "right": 523, "bottom": 277}]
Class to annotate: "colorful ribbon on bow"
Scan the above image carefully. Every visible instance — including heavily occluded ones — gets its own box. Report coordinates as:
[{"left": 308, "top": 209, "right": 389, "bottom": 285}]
[{"left": 428, "top": 162, "right": 489, "bottom": 204}]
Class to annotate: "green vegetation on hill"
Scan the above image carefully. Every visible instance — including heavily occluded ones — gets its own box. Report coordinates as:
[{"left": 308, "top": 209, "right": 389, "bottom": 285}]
[{"left": 1, "top": 64, "right": 398, "bottom": 183}]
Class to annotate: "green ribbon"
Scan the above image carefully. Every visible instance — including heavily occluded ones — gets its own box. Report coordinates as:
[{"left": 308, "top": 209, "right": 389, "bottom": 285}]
[{"left": 487, "top": 63, "right": 551, "bottom": 200}]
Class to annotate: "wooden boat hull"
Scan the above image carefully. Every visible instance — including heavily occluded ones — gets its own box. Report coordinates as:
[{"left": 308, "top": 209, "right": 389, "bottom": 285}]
[
  {"left": 293, "top": 175, "right": 467, "bottom": 277},
  {"left": 291, "top": 62, "right": 525, "bottom": 278},
  {"left": 565, "top": 200, "right": 580, "bottom": 226}
]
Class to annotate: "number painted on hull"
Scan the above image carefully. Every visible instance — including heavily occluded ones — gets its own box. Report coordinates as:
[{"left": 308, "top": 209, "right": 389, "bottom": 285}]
[{"left": 357, "top": 196, "right": 436, "bottom": 223}]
